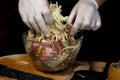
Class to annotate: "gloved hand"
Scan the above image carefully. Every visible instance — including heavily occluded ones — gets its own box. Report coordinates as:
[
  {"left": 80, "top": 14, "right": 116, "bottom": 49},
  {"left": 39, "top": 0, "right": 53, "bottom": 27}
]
[
  {"left": 18, "top": 0, "right": 53, "bottom": 37},
  {"left": 67, "top": 0, "right": 101, "bottom": 36}
]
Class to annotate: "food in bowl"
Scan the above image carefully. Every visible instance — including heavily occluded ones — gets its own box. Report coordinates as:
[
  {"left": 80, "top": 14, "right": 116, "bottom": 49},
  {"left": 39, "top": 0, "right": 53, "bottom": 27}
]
[{"left": 23, "top": 2, "right": 83, "bottom": 72}]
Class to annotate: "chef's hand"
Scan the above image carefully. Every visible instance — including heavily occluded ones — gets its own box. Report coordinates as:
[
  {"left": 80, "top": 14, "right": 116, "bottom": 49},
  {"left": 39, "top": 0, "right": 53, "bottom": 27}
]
[
  {"left": 18, "top": 0, "right": 53, "bottom": 37},
  {"left": 67, "top": 0, "right": 101, "bottom": 36}
]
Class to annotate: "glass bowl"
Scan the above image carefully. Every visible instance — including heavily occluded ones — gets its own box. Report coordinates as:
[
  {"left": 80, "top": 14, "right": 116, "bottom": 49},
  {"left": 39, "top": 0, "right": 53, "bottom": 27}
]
[{"left": 22, "top": 32, "right": 83, "bottom": 72}]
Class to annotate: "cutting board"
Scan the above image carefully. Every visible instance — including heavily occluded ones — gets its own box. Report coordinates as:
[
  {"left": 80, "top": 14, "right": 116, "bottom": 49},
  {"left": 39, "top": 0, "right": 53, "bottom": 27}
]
[{"left": 0, "top": 54, "right": 106, "bottom": 80}]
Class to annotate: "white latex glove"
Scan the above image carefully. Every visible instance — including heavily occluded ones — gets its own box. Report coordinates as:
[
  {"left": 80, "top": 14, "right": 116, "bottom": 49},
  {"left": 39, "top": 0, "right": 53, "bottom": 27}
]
[
  {"left": 67, "top": 0, "right": 101, "bottom": 36},
  {"left": 18, "top": 0, "right": 53, "bottom": 37}
]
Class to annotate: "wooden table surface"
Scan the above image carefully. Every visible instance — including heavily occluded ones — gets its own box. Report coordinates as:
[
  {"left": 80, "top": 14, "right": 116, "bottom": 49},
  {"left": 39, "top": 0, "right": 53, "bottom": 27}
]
[{"left": 0, "top": 54, "right": 106, "bottom": 80}]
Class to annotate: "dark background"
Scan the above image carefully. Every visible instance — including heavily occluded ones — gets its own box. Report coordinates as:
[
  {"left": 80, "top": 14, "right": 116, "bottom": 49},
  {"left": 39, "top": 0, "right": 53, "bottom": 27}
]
[{"left": 0, "top": 0, "right": 119, "bottom": 63}]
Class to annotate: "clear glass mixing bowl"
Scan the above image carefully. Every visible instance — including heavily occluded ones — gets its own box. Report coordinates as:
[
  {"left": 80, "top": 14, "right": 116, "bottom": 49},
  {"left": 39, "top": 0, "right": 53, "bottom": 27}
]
[{"left": 22, "top": 32, "right": 83, "bottom": 72}]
